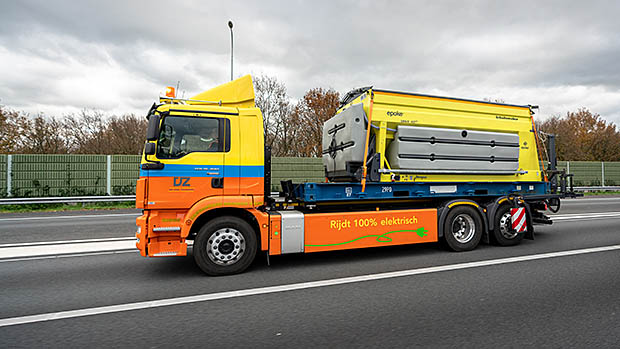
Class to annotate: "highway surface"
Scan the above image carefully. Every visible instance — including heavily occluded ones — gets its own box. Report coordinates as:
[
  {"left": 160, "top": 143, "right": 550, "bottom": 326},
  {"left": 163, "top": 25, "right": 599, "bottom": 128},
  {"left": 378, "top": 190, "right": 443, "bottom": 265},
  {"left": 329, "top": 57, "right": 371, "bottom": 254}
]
[{"left": 0, "top": 197, "right": 619, "bottom": 347}]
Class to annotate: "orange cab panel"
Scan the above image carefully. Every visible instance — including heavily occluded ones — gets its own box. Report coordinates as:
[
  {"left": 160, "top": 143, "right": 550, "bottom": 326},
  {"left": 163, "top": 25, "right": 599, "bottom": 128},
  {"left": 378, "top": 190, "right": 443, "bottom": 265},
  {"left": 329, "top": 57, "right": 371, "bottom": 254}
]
[
  {"left": 148, "top": 238, "right": 188, "bottom": 257},
  {"left": 135, "top": 178, "right": 146, "bottom": 209},
  {"left": 145, "top": 209, "right": 187, "bottom": 257},
  {"left": 145, "top": 176, "right": 220, "bottom": 210}
]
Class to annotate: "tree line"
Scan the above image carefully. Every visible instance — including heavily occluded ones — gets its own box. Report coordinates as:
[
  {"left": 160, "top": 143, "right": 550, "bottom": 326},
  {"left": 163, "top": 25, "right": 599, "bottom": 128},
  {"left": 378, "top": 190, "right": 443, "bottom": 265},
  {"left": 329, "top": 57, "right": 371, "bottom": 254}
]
[
  {"left": 1, "top": 75, "right": 619, "bottom": 161},
  {"left": 0, "top": 108, "right": 148, "bottom": 155},
  {"left": 538, "top": 108, "right": 620, "bottom": 161}
]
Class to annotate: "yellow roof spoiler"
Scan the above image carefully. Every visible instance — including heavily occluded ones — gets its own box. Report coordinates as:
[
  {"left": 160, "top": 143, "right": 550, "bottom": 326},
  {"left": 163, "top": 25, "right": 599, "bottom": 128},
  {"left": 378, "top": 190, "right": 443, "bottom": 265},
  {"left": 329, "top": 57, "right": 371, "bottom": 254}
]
[{"left": 189, "top": 74, "right": 255, "bottom": 108}]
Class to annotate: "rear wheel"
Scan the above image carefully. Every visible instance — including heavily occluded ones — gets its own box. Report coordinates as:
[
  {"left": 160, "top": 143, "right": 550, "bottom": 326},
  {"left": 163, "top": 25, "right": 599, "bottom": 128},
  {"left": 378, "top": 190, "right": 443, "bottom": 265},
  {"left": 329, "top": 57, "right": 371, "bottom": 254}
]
[
  {"left": 491, "top": 205, "right": 524, "bottom": 246},
  {"left": 442, "top": 206, "right": 483, "bottom": 251},
  {"left": 193, "top": 216, "right": 257, "bottom": 276}
]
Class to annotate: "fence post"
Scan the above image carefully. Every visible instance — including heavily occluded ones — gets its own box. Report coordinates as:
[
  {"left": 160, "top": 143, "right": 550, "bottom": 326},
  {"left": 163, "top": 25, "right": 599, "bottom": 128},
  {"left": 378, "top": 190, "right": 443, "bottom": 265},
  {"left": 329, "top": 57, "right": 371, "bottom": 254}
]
[
  {"left": 106, "top": 155, "right": 112, "bottom": 195},
  {"left": 6, "top": 155, "right": 11, "bottom": 197},
  {"left": 602, "top": 161, "right": 605, "bottom": 187},
  {"left": 566, "top": 161, "right": 570, "bottom": 175}
]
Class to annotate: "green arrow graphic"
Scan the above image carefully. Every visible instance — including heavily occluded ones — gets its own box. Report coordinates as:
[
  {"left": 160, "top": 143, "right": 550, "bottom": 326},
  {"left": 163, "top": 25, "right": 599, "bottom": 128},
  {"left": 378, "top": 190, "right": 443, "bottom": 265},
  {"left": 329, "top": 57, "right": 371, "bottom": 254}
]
[{"left": 305, "top": 227, "right": 429, "bottom": 247}]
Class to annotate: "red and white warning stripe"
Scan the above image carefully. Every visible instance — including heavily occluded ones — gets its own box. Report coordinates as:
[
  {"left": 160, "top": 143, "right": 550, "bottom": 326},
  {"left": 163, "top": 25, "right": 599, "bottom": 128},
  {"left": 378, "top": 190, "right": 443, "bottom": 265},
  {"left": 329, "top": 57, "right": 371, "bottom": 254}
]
[{"left": 511, "top": 207, "right": 527, "bottom": 233}]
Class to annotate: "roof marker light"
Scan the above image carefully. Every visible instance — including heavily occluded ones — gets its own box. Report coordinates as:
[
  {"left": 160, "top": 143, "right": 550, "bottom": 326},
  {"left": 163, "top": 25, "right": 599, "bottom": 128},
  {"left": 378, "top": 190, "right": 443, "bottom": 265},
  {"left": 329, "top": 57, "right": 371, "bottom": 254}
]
[{"left": 165, "top": 86, "right": 176, "bottom": 98}]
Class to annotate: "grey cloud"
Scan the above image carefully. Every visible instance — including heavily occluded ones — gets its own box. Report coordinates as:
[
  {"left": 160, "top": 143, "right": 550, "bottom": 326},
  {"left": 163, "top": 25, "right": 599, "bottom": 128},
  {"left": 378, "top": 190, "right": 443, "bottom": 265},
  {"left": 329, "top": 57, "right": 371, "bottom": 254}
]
[{"left": 1, "top": 0, "right": 620, "bottom": 125}]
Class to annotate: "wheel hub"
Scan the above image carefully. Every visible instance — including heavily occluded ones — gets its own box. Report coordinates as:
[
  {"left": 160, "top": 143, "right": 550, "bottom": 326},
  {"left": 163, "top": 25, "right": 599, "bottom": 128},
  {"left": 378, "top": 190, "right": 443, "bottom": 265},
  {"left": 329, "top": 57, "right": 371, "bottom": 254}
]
[
  {"left": 217, "top": 240, "right": 234, "bottom": 254},
  {"left": 206, "top": 228, "right": 245, "bottom": 266},
  {"left": 451, "top": 214, "right": 475, "bottom": 244}
]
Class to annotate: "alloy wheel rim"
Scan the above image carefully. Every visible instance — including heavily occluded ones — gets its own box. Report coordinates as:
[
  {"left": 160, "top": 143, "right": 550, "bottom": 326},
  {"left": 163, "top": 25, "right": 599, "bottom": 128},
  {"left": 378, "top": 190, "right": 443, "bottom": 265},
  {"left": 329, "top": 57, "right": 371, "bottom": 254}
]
[
  {"left": 499, "top": 212, "right": 518, "bottom": 239},
  {"left": 206, "top": 228, "right": 245, "bottom": 266},
  {"left": 452, "top": 214, "right": 475, "bottom": 244}
]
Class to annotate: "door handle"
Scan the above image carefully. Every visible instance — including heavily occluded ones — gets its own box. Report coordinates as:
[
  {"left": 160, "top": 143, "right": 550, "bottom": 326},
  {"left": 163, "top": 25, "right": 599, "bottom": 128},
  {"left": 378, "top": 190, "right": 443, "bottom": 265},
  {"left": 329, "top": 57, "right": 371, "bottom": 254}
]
[{"left": 211, "top": 177, "right": 224, "bottom": 189}]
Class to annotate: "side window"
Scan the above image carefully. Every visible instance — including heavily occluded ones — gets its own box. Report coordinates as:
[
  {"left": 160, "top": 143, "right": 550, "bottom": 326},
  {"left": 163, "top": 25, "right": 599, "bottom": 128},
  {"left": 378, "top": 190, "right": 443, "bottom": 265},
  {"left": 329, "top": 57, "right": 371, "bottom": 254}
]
[{"left": 157, "top": 115, "right": 230, "bottom": 159}]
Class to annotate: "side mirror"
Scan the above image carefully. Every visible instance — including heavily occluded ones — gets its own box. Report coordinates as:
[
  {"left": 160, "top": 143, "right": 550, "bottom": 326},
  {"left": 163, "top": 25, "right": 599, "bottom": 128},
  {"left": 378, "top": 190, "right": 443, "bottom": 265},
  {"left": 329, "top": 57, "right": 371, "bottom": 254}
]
[
  {"left": 146, "top": 114, "right": 161, "bottom": 141},
  {"left": 144, "top": 142, "right": 156, "bottom": 155}
]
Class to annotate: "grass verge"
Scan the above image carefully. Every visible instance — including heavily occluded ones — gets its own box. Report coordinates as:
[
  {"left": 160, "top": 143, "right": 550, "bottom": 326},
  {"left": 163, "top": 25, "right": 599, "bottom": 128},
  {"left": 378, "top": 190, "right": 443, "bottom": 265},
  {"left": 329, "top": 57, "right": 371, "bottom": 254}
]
[
  {"left": 0, "top": 201, "right": 136, "bottom": 213},
  {"left": 582, "top": 191, "right": 620, "bottom": 196}
]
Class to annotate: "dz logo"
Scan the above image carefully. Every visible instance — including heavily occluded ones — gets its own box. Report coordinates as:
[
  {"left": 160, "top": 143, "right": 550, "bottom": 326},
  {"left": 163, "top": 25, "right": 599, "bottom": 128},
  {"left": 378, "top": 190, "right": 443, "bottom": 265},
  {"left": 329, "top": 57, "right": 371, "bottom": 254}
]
[{"left": 173, "top": 177, "right": 191, "bottom": 187}]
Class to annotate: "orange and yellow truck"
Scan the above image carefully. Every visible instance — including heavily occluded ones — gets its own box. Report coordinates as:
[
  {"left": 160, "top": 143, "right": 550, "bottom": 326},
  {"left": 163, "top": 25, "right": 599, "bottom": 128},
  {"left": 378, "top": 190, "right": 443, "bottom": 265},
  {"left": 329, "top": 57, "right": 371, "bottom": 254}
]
[{"left": 135, "top": 75, "right": 574, "bottom": 275}]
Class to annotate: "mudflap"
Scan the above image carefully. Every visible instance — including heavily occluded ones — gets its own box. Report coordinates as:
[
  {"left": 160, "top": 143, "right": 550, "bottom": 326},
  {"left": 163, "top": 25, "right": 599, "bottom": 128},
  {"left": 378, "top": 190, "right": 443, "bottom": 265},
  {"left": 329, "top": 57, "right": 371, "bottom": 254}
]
[{"left": 523, "top": 201, "right": 535, "bottom": 240}]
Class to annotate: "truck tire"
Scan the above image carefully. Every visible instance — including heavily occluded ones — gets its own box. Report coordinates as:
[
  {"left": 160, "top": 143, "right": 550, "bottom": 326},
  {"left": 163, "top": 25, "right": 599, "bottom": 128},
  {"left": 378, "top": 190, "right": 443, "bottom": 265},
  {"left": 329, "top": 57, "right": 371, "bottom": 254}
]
[
  {"left": 193, "top": 216, "right": 257, "bottom": 276},
  {"left": 442, "top": 206, "right": 483, "bottom": 252},
  {"left": 491, "top": 205, "right": 524, "bottom": 246}
]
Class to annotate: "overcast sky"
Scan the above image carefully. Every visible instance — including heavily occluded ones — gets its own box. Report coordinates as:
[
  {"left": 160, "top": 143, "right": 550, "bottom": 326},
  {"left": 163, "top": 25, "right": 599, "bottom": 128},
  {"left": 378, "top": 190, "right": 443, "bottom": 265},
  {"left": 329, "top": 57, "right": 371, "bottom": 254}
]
[{"left": 1, "top": 0, "right": 619, "bottom": 124}]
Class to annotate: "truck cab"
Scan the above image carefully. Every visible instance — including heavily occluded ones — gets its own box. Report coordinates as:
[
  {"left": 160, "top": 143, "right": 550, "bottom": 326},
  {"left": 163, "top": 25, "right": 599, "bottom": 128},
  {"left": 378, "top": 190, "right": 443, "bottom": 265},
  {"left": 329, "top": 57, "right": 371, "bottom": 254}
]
[{"left": 135, "top": 75, "right": 270, "bottom": 272}]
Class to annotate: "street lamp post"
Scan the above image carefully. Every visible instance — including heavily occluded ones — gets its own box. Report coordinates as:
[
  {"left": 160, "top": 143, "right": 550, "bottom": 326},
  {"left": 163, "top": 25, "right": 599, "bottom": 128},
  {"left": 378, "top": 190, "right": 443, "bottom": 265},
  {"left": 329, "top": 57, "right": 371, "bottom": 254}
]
[{"left": 228, "top": 20, "right": 234, "bottom": 81}]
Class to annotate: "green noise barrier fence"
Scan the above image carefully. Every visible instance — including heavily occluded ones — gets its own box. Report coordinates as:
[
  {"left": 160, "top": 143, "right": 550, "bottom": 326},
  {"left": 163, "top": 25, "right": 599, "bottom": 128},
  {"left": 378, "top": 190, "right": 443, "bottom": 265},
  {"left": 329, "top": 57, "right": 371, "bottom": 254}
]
[{"left": 0, "top": 155, "right": 617, "bottom": 198}]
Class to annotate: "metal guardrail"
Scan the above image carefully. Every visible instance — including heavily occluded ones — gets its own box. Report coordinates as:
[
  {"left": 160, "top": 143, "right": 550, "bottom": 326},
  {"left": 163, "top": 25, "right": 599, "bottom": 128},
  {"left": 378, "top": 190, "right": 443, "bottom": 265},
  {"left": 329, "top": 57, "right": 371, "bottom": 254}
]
[
  {"left": 574, "top": 186, "right": 620, "bottom": 191},
  {"left": 0, "top": 194, "right": 284, "bottom": 205},
  {"left": 0, "top": 195, "right": 135, "bottom": 205}
]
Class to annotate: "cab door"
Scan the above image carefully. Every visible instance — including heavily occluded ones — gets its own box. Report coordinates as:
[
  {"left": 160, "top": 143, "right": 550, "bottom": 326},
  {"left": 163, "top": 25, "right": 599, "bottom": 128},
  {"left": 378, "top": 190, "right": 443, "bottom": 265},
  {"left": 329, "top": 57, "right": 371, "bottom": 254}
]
[
  {"left": 145, "top": 112, "right": 229, "bottom": 210},
  {"left": 223, "top": 114, "right": 240, "bottom": 195}
]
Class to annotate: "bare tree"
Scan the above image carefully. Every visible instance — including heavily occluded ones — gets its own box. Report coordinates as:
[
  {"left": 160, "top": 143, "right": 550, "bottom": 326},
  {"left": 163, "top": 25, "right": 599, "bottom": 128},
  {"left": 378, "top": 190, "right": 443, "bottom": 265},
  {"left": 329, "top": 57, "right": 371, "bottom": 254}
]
[
  {"left": 19, "top": 114, "right": 69, "bottom": 154},
  {"left": 0, "top": 106, "right": 26, "bottom": 153},
  {"left": 103, "top": 114, "right": 148, "bottom": 154},
  {"left": 63, "top": 110, "right": 108, "bottom": 154},
  {"left": 253, "top": 75, "right": 292, "bottom": 155},
  {"left": 62, "top": 111, "right": 147, "bottom": 154}
]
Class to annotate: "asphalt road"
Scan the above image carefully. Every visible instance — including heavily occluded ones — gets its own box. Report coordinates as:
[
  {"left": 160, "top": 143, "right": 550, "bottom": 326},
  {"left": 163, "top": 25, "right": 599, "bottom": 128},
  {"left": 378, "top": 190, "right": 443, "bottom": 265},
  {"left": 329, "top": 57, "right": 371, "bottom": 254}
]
[
  {"left": 0, "top": 209, "right": 140, "bottom": 244},
  {"left": 0, "top": 197, "right": 619, "bottom": 347}
]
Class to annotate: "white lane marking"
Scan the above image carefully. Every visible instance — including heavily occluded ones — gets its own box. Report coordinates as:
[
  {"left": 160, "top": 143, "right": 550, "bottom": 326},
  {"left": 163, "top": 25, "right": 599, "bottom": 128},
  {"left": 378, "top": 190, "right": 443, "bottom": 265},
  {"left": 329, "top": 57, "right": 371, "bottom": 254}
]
[
  {"left": 0, "top": 213, "right": 140, "bottom": 222},
  {"left": 0, "top": 244, "right": 618, "bottom": 328},
  {"left": 0, "top": 250, "right": 138, "bottom": 263},
  {"left": 554, "top": 217, "right": 620, "bottom": 223},
  {"left": 0, "top": 240, "right": 137, "bottom": 260},
  {"left": 551, "top": 212, "right": 620, "bottom": 220},
  {"left": 562, "top": 197, "right": 620, "bottom": 203},
  {"left": 552, "top": 212, "right": 620, "bottom": 217},
  {"left": 0, "top": 237, "right": 136, "bottom": 248}
]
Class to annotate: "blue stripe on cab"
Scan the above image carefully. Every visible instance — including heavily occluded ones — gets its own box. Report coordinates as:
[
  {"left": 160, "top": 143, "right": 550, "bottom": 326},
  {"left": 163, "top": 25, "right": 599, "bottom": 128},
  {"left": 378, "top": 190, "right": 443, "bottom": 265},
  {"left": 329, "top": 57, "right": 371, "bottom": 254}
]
[
  {"left": 236, "top": 165, "right": 265, "bottom": 178},
  {"left": 140, "top": 164, "right": 264, "bottom": 178}
]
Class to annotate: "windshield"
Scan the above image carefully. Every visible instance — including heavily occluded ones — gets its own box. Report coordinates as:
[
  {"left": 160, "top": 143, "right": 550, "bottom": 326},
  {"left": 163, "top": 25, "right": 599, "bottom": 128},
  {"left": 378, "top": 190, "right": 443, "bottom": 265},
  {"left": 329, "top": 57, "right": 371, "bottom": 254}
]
[{"left": 156, "top": 115, "right": 228, "bottom": 159}]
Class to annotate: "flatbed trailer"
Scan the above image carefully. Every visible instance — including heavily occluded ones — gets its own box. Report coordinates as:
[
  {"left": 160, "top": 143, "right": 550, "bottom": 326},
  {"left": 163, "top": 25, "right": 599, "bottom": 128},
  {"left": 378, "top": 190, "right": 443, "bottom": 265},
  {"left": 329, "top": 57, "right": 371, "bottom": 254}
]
[{"left": 135, "top": 75, "right": 576, "bottom": 275}]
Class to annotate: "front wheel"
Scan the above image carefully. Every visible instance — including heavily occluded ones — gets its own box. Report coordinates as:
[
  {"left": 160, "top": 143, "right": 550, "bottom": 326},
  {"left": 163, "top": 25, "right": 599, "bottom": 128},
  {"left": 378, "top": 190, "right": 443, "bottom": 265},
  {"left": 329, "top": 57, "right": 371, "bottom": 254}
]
[
  {"left": 193, "top": 216, "right": 257, "bottom": 276},
  {"left": 442, "top": 206, "right": 483, "bottom": 252}
]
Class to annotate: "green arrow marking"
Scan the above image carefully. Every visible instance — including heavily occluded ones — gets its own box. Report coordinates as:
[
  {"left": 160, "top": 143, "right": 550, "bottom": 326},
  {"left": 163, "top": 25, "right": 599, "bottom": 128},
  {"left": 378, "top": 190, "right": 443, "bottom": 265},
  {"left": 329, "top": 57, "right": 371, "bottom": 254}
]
[{"left": 305, "top": 227, "right": 429, "bottom": 247}]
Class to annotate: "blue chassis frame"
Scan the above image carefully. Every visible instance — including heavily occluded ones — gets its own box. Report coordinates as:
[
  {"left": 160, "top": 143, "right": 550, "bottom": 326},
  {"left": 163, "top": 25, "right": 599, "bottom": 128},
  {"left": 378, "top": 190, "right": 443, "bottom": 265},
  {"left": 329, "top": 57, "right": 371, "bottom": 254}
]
[{"left": 293, "top": 181, "right": 549, "bottom": 203}]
